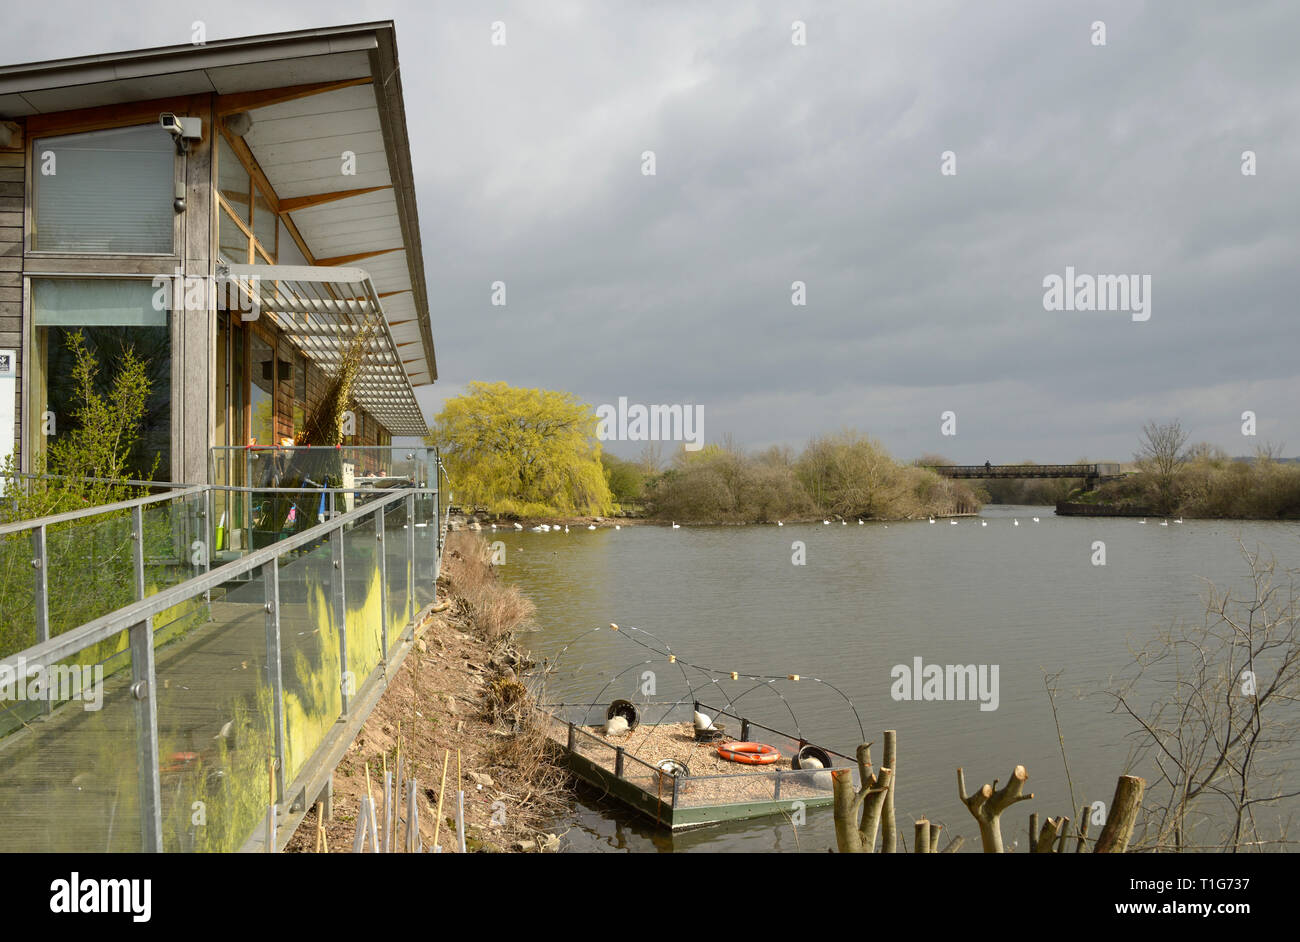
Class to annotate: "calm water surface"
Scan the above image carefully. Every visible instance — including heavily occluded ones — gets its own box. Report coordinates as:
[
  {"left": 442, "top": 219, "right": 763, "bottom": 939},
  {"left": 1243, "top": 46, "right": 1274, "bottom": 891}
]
[{"left": 492, "top": 507, "right": 1299, "bottom": 852}]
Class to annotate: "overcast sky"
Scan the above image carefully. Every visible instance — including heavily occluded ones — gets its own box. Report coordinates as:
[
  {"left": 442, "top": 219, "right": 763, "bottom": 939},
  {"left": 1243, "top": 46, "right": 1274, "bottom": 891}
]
[{"left": 5, "top": 1, "right": 1298, "bottom": 463}]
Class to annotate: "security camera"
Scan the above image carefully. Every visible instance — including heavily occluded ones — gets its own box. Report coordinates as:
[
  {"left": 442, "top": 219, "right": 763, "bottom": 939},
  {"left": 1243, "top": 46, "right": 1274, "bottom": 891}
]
[{"left": 159, "top": 113, "right": 202, "bottom": 153}]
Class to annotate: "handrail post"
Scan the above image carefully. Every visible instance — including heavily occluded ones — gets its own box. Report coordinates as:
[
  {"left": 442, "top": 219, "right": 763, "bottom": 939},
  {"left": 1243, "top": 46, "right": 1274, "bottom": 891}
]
[
  {"left": 129, "top": 618, "right": 163, "bottom": 852},
  {"left": 33, "top": 525, "right": 51, "bottom": 716},
  {"left": 405, "top": 492, "right": 415, "bottom": 623},
  {"left": 202, "top": 487, "right": 213, "bottom": 575},
  {"left": 332, "top": 521, "right": 349, "bottom": 717},
  {"left": 32, "top": 525, "right": 49, "bottom": 645},
  {"left": 376, "top": 506, "right": 389, "bottom": 661},
  {"left": 264, "top": 559, "right": 287, "bottom": 805},
  {"left": 131, "top": 505, "right": 146, "bottom": 601}
]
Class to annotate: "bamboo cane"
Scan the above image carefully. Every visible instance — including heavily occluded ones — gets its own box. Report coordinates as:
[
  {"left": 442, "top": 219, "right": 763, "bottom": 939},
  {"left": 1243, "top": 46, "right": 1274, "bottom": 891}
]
[{"left": 432, "top": 749, "right": 451, "bottom": 851}]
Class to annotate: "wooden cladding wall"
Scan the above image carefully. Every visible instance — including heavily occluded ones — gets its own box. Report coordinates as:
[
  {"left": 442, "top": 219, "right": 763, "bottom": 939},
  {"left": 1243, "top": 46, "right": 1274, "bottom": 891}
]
[{"left": 1, "top": 128, "right": 24, "bottom": 466}]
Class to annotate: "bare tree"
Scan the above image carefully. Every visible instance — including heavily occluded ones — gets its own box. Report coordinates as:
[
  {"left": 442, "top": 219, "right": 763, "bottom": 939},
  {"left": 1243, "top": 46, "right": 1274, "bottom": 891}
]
[
  {"left": 1109, "top": 543, "right": 1300, "bottom": 851},
  {"left": 1135, "top": 419, "right": 1189, "bottom": 514},
  {"left": 637, "top": 441, "right": 663, "bottom": 474}
]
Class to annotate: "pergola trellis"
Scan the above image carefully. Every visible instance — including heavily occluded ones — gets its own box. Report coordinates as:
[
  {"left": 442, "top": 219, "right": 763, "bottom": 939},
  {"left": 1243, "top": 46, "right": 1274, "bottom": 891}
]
[{"left": 222, "top": 262, "right": 427, "bottom": 435}]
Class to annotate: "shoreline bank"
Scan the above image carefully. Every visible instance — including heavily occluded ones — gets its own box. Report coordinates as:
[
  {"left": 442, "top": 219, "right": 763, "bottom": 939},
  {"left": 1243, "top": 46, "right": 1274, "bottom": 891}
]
[{"left": 286, "top": 533, "right": 568, "bottom": 854}]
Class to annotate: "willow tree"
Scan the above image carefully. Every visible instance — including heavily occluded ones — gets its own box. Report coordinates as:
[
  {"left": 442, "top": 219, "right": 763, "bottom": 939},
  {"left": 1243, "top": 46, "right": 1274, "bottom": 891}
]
[{"left": 431, "top": 382, "right": 613, "bottom": 517}]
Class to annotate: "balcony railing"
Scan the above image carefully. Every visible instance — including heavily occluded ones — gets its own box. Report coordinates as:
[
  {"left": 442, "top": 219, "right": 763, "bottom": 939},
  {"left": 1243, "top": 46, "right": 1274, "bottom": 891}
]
[{"left": 0, "top": 469, "right": 443, "bottom": 852}]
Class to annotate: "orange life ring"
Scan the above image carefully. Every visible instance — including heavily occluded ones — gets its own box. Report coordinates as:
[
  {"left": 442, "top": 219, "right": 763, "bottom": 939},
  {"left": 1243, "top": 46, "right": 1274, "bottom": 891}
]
[{"left": 717, "top": 741, "right": 782, "bottom": 765}]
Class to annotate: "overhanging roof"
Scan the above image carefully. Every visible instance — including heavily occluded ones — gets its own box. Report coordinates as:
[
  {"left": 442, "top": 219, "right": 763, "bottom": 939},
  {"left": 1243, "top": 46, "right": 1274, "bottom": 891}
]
[
  {"left": 0, "top": 22, "right": 438, "bottom": 426},
  {"left": 224, "top": 262, "right": 426, "bottom": 435}
]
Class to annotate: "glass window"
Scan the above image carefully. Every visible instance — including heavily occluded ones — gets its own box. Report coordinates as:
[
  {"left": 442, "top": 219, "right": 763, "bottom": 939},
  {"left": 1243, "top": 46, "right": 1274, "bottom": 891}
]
[
  {"left": 30, "top": 279, "right": 171, "bottom": 478},
  {"left": 32, "top": 124, "right": 175, "bottom": 254},
  {"left": 250, "top": 333, "right": 275, "bottom": 450},
  {"left": 293, "top": 353, "right": 308, "bottom": 439},
  {"left": 217, "top": 135, "right": 250, "bottom": 225},
  {"left": 253, "top": 186, "right": 277, "bottom": 259},
  {"left": 277, "top": 219, "right": 309, "bottom": 266},
  {"left": 218, "top": 207, "right": 249, "bottom": 264}
]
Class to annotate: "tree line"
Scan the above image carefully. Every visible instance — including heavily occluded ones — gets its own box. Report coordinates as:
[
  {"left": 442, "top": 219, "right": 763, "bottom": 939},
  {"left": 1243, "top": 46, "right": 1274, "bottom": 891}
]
[{"left": 431, "top": 383, "right": 980, "bottom": 522}]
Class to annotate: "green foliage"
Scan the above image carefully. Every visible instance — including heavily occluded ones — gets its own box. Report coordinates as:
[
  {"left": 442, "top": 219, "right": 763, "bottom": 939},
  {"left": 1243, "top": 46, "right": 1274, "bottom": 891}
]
[
  {"left": 796, "top": 431, "right": 978, "bottom": 520},
  {"left": 0, "top": 332, "right": 161, "bottom": 657},
  {"left": 430, "top": 381, "right": 613, "bottom": 517},
  {"left": 601, "top": 452, "right": 645, "bottom": 503}
]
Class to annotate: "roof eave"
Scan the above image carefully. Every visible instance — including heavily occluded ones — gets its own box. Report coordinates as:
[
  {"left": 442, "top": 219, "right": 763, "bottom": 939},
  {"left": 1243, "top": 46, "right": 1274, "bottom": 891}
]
[{"left": 367, "top": 26, "right": 437, "bottom": 386}]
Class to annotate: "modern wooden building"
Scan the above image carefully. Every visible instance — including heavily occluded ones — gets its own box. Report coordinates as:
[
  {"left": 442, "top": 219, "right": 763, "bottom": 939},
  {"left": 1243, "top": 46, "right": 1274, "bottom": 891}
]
[{"left": 0, "top": 22, "right": 437, "bottom": 483}]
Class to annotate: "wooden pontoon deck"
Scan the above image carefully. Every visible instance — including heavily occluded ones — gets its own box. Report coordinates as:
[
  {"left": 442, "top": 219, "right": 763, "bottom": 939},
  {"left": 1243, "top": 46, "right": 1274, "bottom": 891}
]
[{"left": 541, "top": 704, "right": 854, "bottom": 830}]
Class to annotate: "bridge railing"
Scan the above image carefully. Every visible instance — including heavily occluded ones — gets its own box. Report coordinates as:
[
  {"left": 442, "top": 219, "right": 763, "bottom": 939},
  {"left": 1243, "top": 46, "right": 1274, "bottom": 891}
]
[
  {"left": 930, "top": 463, "right": 1121, "bottom": 479},
  {"left": 0, "top": 482, "right": 441, "bottom": 852}
]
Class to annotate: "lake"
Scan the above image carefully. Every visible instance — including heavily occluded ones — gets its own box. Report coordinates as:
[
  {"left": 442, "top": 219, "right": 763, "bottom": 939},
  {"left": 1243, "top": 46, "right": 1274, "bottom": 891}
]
[{"left": 491, "top": 506, "right": 1299, "bottom": 852}]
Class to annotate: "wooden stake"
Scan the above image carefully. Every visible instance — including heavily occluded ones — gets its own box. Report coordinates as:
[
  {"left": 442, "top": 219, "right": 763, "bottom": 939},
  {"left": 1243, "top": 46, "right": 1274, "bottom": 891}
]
[
  {"left": 382, "top": 771, "right": 393, "bottom": 853},
  {"left": 314, "top": 801, "right": 328, "bottom": 853},
  {"left": 1094, "top": 775, "right": 1145, "bottom": 853},
  {"left": 432, "top": 749, "right": 450, "bottom": 851}
]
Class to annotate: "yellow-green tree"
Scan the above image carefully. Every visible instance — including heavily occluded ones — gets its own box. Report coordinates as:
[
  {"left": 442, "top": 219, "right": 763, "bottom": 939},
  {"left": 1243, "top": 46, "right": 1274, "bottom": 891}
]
[{"left": 430, "top": 382, "right": 613, "bottom": 517}]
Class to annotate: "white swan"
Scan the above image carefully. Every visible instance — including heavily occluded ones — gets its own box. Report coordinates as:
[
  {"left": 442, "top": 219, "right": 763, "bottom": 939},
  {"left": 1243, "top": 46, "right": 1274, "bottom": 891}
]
[
  {"left": 981, "top": 520, "right": 987, "bottom": 527},
  {"left": 823, "top": 520, "right": 831, "bottom": 525},
  {"left": 587, "top": 524, "right": 596, "bottom": 530},
  {"left": 1174, "top": 517, "right": 1183, "bottom": 524},
  {"left": 672, "top": 522, "right": 681, "bottom": 529},
  {"left": 1032, "top": 517, "right": 1040, "bottom": 523},
  {"left": 564, "top": 525, "right": 570, "bottom": 533},
  {"left": 777, "top": 521, "right": 784, "bottom": 526},
  {"left": 513, "top": 522, "right": 523, "bottom": 530},
  {"left": 615, "top": 524, "right": 621, "bottom": 530},
  {"left": 929, "top": 516, "right": 935, "bottom": 524},
  {"left": 1013, "top": 519, "right": 1019, "bottom": 526},
  {"left": 858, "top": 519, "right": 864, "bottom": 525},
  {"left": 1160, "top": 520, "right": 1168, "bottom": 526},
  {"left": 950, "top": 519, "right": 958, "bottom": 525},
  {"left": 1139, "top": 519, "right": 1146, "bottom": 525}
]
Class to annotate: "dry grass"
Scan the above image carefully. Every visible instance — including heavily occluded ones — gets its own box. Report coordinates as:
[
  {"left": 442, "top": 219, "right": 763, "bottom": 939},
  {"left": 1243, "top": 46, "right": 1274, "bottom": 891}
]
[{"left": 441, "top": 531, "right": 536, "bottom": 640}]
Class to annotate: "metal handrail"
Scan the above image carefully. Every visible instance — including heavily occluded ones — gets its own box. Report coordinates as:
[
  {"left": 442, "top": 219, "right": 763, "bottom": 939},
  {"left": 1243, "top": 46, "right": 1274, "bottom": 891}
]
[
  {"left": 0, "top": 484, "right": 206, "bottom": 537},
  {"left": 0, "top": 486, "right": 420, "bottom": 672}
]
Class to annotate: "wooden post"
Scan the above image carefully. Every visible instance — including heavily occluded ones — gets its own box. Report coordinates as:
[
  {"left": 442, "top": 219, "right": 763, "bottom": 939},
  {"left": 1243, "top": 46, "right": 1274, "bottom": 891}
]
[
  {"left": 1028, "top": 812, "right": 1039, "bottom": 853},
  {"left": 1094, "top": 775, "right": 1145, "bottom": 853},
  {"left": 1035, "top": 815, "right": 1067, "bottom": 854},
  {"left": 1075, "top": 804, "right": 1090, "bottom": 853},
  {"left": 881, "top": 730, "right": 897, "bottom": 853},
  {"left": 831, "top": 745, "right": 893, "bottom": 854},
  {"left": 958, "top": 765, "right": 1034, "bottom": 853},
  {"left": 914, "top": 818, "right": 931, "bottom": 854},
  {"left": 831, "top": 769, "right": 862, "bottom": 853}
]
